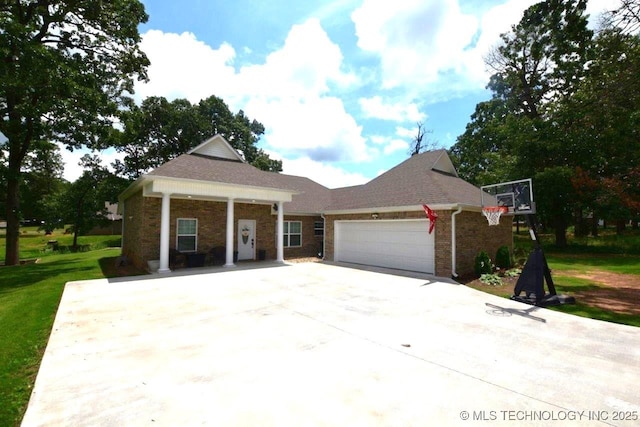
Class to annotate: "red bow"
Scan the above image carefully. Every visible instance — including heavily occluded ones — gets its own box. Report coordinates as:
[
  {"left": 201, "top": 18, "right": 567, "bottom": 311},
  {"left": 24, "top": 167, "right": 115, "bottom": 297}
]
[{"left": 422, "top": 204, "right": 438, "bottom": 234}]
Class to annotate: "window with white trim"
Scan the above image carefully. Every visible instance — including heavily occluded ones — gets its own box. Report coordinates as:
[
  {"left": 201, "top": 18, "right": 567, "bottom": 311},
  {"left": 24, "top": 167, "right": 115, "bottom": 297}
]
[
  {"left": 176, "top": 218, "right": 198, "bottom": 252},
  {"left": 282, "top": 221, "right": 302, "bottom": 248}
]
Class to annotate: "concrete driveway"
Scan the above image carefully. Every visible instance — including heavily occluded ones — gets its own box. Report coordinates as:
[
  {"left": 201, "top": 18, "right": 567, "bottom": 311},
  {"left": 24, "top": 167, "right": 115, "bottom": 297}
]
[{"left": 22, "top": 262, "right": 640, "bottom": 426}]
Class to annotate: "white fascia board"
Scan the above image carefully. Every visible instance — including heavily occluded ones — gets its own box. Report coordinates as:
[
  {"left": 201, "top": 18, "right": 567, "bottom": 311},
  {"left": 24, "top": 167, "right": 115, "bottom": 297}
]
[
  {"left": 322, "top": 204, "right": 480, "bottom": 215},
  {"left": 118, "top": 176, "right": 148, "bottom": 205},
  {"left": 281, "top": 211, "right": 322, "bottom": 217},
  {"left": 144, "top": 176, "right": 296, "bottom": 203}
]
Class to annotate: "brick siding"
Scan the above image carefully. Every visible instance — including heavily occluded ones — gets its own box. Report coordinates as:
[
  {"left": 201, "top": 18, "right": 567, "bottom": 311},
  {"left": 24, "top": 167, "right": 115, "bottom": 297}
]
[
  {"left": 122, "top": 194, "right": 322, "bottom": 269},
  {"left": 324, "top": 209, "right": 512, "bottom": 278}
]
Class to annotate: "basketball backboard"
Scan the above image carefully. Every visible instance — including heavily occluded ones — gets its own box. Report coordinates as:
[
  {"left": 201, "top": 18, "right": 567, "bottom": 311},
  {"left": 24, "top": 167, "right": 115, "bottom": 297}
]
[{"left": 481, "top": 178, "right": 535, "bottom": 215}]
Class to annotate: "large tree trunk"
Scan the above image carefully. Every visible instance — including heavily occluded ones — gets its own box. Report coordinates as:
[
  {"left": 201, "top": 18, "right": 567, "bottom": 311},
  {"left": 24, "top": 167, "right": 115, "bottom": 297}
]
[
  {"left": 590, "top": 214, "right": 599, "bottom": 237},
  {"left": 4, "top": 171, "right": 21, "bottom": 265},
  {"left": 553, "top": 215, "right": 568, "bottom": 248},
  {"left": 616, "top": 219, "right": 626, "bottom": 235},
  {"left": 555, "top": 227, "right": 567, "bottom": 248}
]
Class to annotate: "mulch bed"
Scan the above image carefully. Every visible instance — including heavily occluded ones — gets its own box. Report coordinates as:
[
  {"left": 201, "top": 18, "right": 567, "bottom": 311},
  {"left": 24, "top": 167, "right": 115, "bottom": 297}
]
[{"left": 461, "top": 270, "right": 640, "bottom": 316}]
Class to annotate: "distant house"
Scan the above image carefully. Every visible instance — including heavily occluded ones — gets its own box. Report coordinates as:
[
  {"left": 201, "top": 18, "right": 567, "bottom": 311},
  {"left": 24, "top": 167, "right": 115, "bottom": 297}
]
[
  {"left": 87, "top": 202, "right": 122, "bottom": 235},
  {"left": 119, "top": 135, "right": 511, "bottom": 276}
]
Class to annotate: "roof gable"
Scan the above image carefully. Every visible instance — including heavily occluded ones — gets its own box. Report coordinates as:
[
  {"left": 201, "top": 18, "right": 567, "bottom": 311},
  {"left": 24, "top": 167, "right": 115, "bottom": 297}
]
[
  {"left": 188, "top": 134, "right": 245, "bottom": 162},
  {"left": 431, "top": 150, "right": 458, "bottom": 176}
]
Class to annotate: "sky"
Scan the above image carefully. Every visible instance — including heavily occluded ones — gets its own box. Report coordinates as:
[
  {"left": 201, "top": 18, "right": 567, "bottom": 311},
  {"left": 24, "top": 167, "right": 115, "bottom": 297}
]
[{"left": 59, "top": 0, "right": 614, "bottom": 188}]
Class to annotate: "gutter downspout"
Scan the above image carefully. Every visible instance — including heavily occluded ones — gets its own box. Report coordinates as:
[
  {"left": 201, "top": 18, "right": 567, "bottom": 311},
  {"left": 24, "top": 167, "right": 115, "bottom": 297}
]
[
  {"left": 451, "top": 205, "right": 463, "bottom": 278},
  {"left": 320, "top": 213, "right": 326, "bottom": 260}
]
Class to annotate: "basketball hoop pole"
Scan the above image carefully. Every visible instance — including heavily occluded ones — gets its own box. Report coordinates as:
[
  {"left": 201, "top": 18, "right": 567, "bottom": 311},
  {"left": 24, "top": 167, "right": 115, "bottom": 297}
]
[
  {"left": 511, "top": 213, "right": 575, "bottom": 307},
  {"left": 524, "top": 214, "right": 556, "bottom": 296}
]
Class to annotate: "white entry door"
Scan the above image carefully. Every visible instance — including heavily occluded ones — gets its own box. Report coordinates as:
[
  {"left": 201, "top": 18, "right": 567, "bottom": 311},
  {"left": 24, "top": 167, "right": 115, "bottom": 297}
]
[{"left": 237, "top": 219, "right": 256, "bottom": 261}]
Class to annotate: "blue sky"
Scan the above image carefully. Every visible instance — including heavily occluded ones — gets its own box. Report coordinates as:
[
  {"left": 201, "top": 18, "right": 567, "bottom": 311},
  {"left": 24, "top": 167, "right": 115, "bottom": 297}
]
[{"left": 61, "top": 0, "right": 612, "bottom": 187}]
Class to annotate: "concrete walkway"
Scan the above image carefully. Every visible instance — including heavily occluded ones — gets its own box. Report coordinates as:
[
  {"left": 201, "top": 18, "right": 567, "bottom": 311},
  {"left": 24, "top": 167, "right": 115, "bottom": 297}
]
[{"left": 22, "top": 262, "right": 640, "bottom": 426}]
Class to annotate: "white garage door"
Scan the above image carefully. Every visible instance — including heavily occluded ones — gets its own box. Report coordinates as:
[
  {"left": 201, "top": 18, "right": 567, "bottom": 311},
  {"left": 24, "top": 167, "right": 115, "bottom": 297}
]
[{"left": 335, "top": 220, "right": 435, "bottom": 273}]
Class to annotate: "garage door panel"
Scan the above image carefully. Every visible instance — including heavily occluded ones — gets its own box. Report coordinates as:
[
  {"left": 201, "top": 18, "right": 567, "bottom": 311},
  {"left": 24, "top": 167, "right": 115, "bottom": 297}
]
[{"left": 335, "top": 220, "right": 434, "bottom": 274}]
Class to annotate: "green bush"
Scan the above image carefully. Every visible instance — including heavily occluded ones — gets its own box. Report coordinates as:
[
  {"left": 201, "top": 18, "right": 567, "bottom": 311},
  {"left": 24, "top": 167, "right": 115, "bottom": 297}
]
[
  {"left": 480, "top": 273, "right": 502, "bottom": 286},
  {"left": 474, "top": 251, "right": 493, "bottom": 277},
  {"left": 495, "top": 245, "right": 512, "bottom": 269}
]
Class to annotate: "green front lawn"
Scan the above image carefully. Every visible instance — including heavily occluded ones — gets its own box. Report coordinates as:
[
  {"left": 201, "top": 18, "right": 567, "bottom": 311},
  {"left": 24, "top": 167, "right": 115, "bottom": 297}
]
[
  {"left": 0, "top": 226, "right": 121, "bottom": 263},
  {"left": 546, "top": 253, "right": 640, "bottom": 275}
]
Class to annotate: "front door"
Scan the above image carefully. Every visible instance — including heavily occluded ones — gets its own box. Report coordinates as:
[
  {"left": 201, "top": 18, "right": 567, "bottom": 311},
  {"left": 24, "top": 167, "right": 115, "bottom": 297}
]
[{"left": 237, "top": 219, "right": 256, "bottom": 261}]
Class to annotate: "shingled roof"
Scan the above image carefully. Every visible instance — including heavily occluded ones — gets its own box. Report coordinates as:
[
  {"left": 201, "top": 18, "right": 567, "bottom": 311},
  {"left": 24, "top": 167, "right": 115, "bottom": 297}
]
[
  {"left": 324, "top": 150, "right": 481, "bottom": 211},
  {"left": 140, "top": 142, "right": 481, "bottom": 213},
  {"left": 147, "top": 153, "right": 332, "bottom": 214}
]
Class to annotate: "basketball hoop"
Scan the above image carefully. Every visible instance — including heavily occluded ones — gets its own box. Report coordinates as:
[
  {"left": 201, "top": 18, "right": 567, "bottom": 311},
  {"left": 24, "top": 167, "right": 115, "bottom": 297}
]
[{"left": 482, "top": 206, "right": 508, "bottom": 226}]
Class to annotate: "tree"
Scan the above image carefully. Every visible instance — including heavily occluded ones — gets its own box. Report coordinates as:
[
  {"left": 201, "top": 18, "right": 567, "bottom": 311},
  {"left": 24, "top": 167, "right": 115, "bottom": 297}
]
[
  {"left": 408, "top": 121, "right": 436, "bottom": 156},
  {"left": 562, "top": 28, "right": 640, "bottom": 233},
  {"left": 0, "top": 1, "right": 149, "bottom": 264},
  {"left": 113, "top": 95, "right": 281, "bottom": 179},
  {"left": 475, "top": 0, "right": 592, "bottom": 245},
  {"left": 20, "top": 141, "right": 65, "bottom": 222},
  {"left": 449, "top": 98, "right": 516, "bottom": 185},
  {"left": 40, "top": 155, "right": 130, "bottom": 249},
  {"left": 603, "top": 0, "right": 640, "bottom": 34}
]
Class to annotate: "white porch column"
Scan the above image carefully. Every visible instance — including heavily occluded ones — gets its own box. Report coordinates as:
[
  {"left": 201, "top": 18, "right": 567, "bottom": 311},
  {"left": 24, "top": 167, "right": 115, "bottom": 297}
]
[
  {"left": 158, "top": 193, "right": 171, "bottom": 273},
  {"left": 224, "top": 198, "right": 235, "bottom": 267},
  {"left": 276, "top": 201, "right": 284, "bottom": 263}
]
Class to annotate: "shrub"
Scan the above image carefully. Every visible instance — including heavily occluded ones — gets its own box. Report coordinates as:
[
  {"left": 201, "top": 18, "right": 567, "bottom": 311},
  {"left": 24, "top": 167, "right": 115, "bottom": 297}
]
[
  {"left": 495, "top": 245, "right": 512, "bottom": 269},
  {"left": 504, "top": 268, "right": 522, "bottom": 278},
  {"left": 474, "top": 251, "right": 493, "bottom": 277},
  {"left": 480, "top": 273, "right": 502, "bottom": 286}
]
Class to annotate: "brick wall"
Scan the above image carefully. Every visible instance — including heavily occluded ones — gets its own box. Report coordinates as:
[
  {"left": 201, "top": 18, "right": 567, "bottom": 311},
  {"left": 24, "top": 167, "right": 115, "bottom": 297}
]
[
  {"left": 324, "top": 209, "right": 512, "bottom": 278},
  {"left": 122, "top": 195, "right": 322, "bottom": 268},
  {"left": 121, "top": 191, "right": 145, "bottom": 270},
  {"left": 454, "top": 211, "right": 512, "bottom": 278},
  {"left": 282, "top": 215, "right": 324, "bottom": 259}
]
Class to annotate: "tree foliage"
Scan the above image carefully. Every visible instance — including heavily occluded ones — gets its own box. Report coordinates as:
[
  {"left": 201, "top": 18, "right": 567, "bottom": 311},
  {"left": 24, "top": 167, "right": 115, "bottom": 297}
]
[
  {"left": 1, "top": 0, "right": 149, "bottom": 264},
  {"left": 450, "top": 0, "right": 640, "bottom": 245},
  {"left": 602, "top": 0, "right": 640, "bottom": 35},
  {"left": 112, "top": 95, "right": 282, "bottom": 179},
  {"left": 40, "top": 154, "right": 129, "bottom": 249},
  {"left": 19, "top": 141, "right": 65, "bottom": 222}
]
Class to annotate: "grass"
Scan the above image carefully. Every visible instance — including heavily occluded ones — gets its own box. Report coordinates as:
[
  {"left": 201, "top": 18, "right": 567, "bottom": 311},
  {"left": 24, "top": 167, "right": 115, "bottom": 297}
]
[
  {"left": 468, "top": 227, "right": 640, "bottom": 327},
  {"left": 0, "top": 226, "right": 121, "bottom": 263},
  {"left": 546, "top": 253, "right": 640, "bottom": 275},
  {"left": 0, "top": 226, "right": 144, "bottom": 427},
  {"left": 514, "top": 226, "right": 640, "bottom": 255}
]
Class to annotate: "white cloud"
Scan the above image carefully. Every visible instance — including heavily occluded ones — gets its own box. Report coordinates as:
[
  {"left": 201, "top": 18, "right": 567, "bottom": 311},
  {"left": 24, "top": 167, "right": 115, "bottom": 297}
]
[
  {"left": 57, "top": 144, "right": 85, "bottom": 182},
  {"left": 369, "top": 135, "right": 387, "bottom": 145},
  {"left": 246, "top": 95, "right": 370, "bottom": 162},
  {"left": 135, "top": 30, "right": 237, "bottom": 103},
  {"left": 366, "top": 134, "right": 409, "bottom": 156},
  {"left": 235, "top": 19, "right": 358, "bottom": 101},
  {"left": 58, "top": 145, "right": 125, "bottom": 182},
  {"left": 134, "top": 20, "right": 366, "bottom": 166},
  {"left": 350, "top": 0, "right": 564, "bottom": 100},
  {"left": 395, "top": 125, "right": 416, "bottom": 138},
  {"left": 359, "top": 96, "right": 426, "bottom": 122},
  {"left": 280, "top": 156, "right": 370, "bottom": 189},
  {"left": 383, "top": 139, "right": 409, "bottom": 155},
  {"left": 352, "top": 0, "right": 480, "bottom": 92}
]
